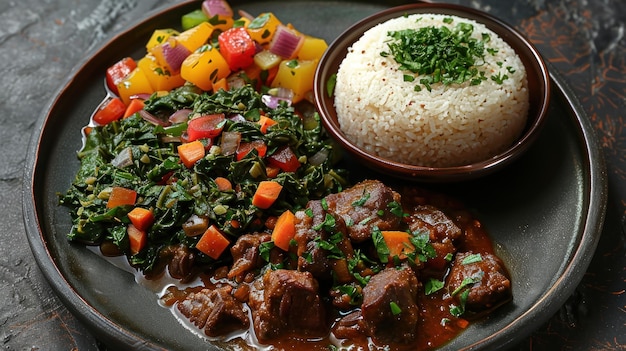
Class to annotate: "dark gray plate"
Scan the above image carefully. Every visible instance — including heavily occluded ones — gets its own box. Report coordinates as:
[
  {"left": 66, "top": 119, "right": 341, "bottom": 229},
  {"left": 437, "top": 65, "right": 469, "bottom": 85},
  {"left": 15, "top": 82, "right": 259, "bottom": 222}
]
[{"left": 23, "top": 1, "right": 607, "bottom": 350}]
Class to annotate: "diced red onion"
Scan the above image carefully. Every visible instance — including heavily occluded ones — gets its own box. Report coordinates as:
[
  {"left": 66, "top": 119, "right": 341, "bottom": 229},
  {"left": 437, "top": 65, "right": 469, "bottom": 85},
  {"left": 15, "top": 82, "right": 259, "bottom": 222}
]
[
  {"left": 159, "top": 39, "right": 191, "bottom": 74},
  {"left": 269, "top": 25, "right": 305, "bottom": 59},
  {"left": 308, "top": 148, "right": 329, "bottom": 166},
  {"left": 262, "top": 94, "right": 291, "bottom": 109},
  {"left": 220, "top": 131, "right": 241, "bottom": 156},
  {"left": 169, "top": 109, "right": 193, "bottom": 124},
  {"left": 202, "top": 0, "right": 233, "bottom": 17},
  {"left": 237, "top": 9, "right": 254, "bottom": 21},
  {"left": 229, "top": 114, "right": 246, "bottom": 123},
  {"left": 227, "top": 75, "right": 246, "bottom": 90},
  {"left": 271, "top": 87, "right": 295, "bottom": 101},
  {"left": 139, "top": 110, "right": 171, "bottom": 127},
  {"left": 130, "top": 93, "right": 151, "bottom": 101},
  {"left": 111, "top": 147, "right": 133, "bottom": 168}
]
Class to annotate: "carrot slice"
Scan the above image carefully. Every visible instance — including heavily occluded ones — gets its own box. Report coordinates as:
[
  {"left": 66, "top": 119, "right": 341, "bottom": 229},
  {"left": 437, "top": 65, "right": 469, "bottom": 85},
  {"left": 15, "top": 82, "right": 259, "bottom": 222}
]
[
  {"left": 177, "top": 140, "right": 206, "bottom": 168},
  {"left": 214, "top": 177, "right": 232, "bottom": 191},
  {"left": 251, "top": 180, "right": 283, "bottom": 209},
  {"left": 196, "top": 224, "right": 230, "bottom": 259},
  {"left": 106, "top": 187, "right": 137, "bottom": 208},
  {"left": 381, "top": 230, "right": 414, "bottom": 260},
  {"left": 127, "top": 207, "right": 154, "bottom": 232},
  {"left": 127, "top": 223, "right": 147, "bottom": 255},
  {"left": 271, "top": 210, "right": 296, "bottom": 251}
]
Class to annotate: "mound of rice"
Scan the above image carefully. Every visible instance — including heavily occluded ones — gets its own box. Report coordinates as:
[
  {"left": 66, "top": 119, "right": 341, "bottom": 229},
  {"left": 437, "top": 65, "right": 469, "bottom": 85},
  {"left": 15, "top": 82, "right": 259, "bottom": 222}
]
[{"left": 334, "top": 14, "right": 529, "bottom": 167}]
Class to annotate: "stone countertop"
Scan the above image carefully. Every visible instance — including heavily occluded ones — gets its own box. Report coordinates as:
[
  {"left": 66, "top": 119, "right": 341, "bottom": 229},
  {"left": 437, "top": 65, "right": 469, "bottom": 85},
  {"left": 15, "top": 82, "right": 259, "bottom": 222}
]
[{"left": 1, "top": 0, "right": 624, "bottom": 350}]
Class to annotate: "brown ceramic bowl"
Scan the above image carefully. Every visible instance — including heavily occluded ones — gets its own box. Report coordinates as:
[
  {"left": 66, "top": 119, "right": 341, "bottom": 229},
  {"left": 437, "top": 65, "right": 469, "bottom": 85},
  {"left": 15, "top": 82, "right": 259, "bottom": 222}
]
[{"left": 314, "top": 3, "right": 551, "bottom": 182}]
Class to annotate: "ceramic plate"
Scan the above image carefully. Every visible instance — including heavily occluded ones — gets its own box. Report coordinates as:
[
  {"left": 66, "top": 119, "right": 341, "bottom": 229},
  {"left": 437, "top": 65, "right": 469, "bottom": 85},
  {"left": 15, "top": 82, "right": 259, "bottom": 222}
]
[{"left": 23, "top": 1, "right": 607, "bottom": 350}]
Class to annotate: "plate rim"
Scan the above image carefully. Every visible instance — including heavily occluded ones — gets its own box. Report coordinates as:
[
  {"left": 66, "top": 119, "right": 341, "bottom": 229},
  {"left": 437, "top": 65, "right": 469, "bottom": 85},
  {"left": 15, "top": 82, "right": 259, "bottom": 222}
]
[{"left": 22, "top": 1, "right": 608, "bottom": 350}]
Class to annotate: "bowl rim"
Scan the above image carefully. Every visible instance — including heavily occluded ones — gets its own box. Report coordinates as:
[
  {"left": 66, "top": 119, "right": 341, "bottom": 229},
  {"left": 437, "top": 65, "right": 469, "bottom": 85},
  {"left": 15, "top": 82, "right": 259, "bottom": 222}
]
[{"left": 313, "top": 2, "right": 551, "bottom": 182}]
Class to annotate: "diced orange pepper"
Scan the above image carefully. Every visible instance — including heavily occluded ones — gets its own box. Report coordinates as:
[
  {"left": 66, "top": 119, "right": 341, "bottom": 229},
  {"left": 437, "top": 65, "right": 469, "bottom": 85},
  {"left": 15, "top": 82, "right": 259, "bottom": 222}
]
[
  {"left": 271, "top": 59, "right": 317, "bottom": 103},
  {"left": 127, "top": 207, "right": 155, "bottom": 232}
]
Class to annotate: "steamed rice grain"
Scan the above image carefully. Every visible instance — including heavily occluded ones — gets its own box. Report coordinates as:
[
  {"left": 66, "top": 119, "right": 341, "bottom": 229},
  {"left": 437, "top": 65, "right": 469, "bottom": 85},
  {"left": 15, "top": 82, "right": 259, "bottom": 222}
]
[{"left": 334, "top": 14, "right": 529, "bottom": 167}]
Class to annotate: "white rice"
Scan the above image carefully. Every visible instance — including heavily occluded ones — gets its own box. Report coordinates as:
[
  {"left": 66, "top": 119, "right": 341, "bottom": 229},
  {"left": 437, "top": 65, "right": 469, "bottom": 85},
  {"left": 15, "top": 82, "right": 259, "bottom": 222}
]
[{"left": 334, "top": 14, "right": 529, "bottom": 167}]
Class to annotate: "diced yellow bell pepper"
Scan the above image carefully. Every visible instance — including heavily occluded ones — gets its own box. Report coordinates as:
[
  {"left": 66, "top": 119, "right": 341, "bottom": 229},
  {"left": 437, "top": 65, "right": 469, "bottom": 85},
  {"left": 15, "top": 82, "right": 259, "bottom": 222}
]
[
  {"left": 116, "top": 67, "right": 154, "bottom": 105},
  {"left": 146, "top": 29, "right": 179, "bottom": 51},
  {"left": 137, "top": 55, "right": 185, "bottom": 92},
  {"left": 271, "top": 59, "right": 317, "bottom": 103},
  {"left": 297, "top": 36, "right": 328, "bottom": 61},
  {"left": 207, "top": 15, "right": 234, "bottom": 32},
  {"left": 246, "top": 12, "right": 283, "bottom": 47},
  {"left": 180, "top": 45, "right": 231, "bottom": 91},
  {"left": 176, "top": 22, "right": 214, "bottom": 53}
]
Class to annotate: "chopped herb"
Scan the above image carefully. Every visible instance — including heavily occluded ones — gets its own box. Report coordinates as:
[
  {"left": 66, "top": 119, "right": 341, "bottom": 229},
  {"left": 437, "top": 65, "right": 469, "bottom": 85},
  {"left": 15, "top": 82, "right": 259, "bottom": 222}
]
[
  {"left": 443, "top": 17, "right": 453, "bottom": 24},
  {"left": 321, "top": 197, "right": 329, "bottom": 210},
  {"left": 450, "top": 288, "right": 470, "bottom": 317},
  {"left": 351, "top": 191, "right": 370, "bottom": 207},
  {"left": 326, "top": 73, "right": 337, "bottom": 97},
  {"left": 425, "top": 278, "right": 445, "bottom": 295},
  {"left": 286, "top": 59, "right": 299, "bottom": 69},
  {"left": 451, "top": 271, "right": 484, "bottom": 296},
  {"left": 461, "top": 253, "right": 483, "bottom": 265},
  {"left": 487, "top": 47, "right": 499, "bottom": 55},
  {"left": 312, "top": 213, "right": 336, "bottom": 231},
  {"left": 387, "top": 201, "right": 406, "bottom": 217},
  {"left": 305, "top": 208, "right": 314, "bottom": 218},
  {"left": 506, "top": 66, "right": 516, "bottom": 73},
  {"left": 403, "top": 74, "right": 415, "bottom": 82},
  {"left": 382, "top": 21, "right": 492, "bottom": 90},
  {"left": 444, "top": 252, "right": 454, "bottom": 261},
  {"left": 390, "top": 301, "right": 402, "bottom": 315},
  {"left": 372, "top": 228, "right": 390, "bottom": 263},
  {"left": 377, "top": 209, "right": 385, "bottom": 216},
  {"left": 259, "top": 241, "right": 274, "bottom": 262},
  {"left": 248, "top": 13, "right": 270, "bottom": 29},
  {"left": 491, "top": 72, "right": 508, "bottom": 84}
]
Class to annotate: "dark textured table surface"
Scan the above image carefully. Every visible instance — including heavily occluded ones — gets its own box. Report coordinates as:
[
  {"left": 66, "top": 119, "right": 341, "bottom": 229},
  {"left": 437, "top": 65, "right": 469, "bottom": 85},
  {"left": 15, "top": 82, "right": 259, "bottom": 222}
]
[{"left": 2, "top": 0, "right": 624, "bottom": 350}]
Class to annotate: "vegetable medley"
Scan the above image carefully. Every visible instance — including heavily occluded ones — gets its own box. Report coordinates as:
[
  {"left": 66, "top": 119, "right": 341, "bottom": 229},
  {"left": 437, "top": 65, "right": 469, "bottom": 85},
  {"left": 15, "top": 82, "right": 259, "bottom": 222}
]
[{"left": 59, "top": 0, "right": 347, "bottom": 272}]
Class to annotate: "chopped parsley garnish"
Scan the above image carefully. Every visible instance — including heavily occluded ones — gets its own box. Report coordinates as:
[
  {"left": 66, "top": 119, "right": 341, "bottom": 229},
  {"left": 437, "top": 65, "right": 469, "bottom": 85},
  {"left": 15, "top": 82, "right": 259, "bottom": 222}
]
[
  {"left": 425, "top": 278, "right": 445, "bottom": 295},
  {"left": 381, "top": 21, "right": 488, "bottom": 90},
  {"left": 461, "top": 253, "right": 483, "bottom": 265},
  {"left": 372, "top": 228, "right": 390, "bottom": 263},
  {"left": 351, "top": 191, "right": 370, "bottom": 207},
  {"left": 390, "top": 301, "right": 402, "bottom": 315}
]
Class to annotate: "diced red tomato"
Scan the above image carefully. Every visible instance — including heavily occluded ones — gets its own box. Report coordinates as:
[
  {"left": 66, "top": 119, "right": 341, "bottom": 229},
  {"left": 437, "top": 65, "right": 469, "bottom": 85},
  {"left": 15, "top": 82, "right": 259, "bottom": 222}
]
[
  {"left": 186, "top": 114, "right": 226, "bottom": 142},
  {"left": 267, "top": 146, "right": 300, "bottom": 172},
  {"left": 218, "top": 27, "right": 256, "bottom": 71},
  {"left": 236, "top": 140, "right": 267, "bottom": 161},
  {"left": 106, "top": 57, "right": 137, "bottom": 95},
  {"left": 93, "top": 97, "right": 127, "bottom": 125}
]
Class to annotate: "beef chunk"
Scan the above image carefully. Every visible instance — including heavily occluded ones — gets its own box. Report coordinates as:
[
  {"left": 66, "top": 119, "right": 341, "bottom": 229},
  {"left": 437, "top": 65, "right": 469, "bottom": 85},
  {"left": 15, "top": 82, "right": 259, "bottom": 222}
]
[
  {"left": 333, "top": 310, "right": 364, "bottom": 340},
  {"left": 228, "top": 233, "right": 270, "bottom": 280},
  {"left": 325, "top": 180, "right": 402, "bottom": 243},
  {"left": 294, "top": 200, "right": 331, "bottom": 279},
  {"left": 177, "top": 286, "right": 249, "bottom": 337},
  {"left": 360, "top": 266, "right": 419, "bottom": 344},
  {"left": 249, "top": 269, "right": 327, "bottom": 340},
  {"left": 406, "top": 205, "right": 462, "bottom": 242},
  {"left": 447, "top": 252, "right": 512, "bottom": 312}
]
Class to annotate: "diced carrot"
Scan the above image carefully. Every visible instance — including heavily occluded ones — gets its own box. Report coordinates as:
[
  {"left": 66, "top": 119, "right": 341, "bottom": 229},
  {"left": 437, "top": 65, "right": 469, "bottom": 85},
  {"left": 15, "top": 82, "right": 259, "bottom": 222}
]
[
  {"left": 93, "top": 97, "right": 127, "bottom": 125},
  {"left": 212, "top": 77, "right": 228, "bottom": 92},
  {"left": 236, "top": 140, "right": 267, "bottom": 161},
  {"left": 214, "top": 176, "right": 232, "bottom": 191},
  {"left": 177, "top": 140, "right": 206, "bottom": 168},
  {"left": 271, "top": 210, "right": 296, "bottom": 251},
  {"left": 127, "top": 207, "right": 155, "bottom": 232},
  {"left": 251, "top": 180, "right": 283, "bottom": 209},
  {"left": 265, "top": 166, "right": 280, "bottom": 178},
  {"left": 196, "top": 224, "right": 230, "bottom": 259},
  {"left": 106, "top": 187, "right": 137, "bottom": 209},
  {"left": 457, "top": 318, "right": 470, "bottom": 329},
  {"left": 123, "top": 98, "right": 145, "bottom": 118},
  {"left": 230, "top": 219, "right": 240, "bottom": 229},
  {"left": 257, "top": 115, "right": 277, "bottom": 133},
  {"left": 127, "top": 223, "right": 147, "bottom": 255},
  {"left": 381, "top": 231, "right": 414, "bottom": 260}
]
